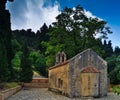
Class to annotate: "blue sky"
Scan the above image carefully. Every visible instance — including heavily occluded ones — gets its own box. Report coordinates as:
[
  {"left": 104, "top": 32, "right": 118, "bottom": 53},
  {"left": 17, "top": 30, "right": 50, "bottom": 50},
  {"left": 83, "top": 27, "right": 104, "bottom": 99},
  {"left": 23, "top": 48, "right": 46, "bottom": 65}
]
[
  {"left": 7, "top": 0, "right": 120, "bottom": 48},
  {"left": 57, "top": 0, "right": 120, "bottom": 48}
]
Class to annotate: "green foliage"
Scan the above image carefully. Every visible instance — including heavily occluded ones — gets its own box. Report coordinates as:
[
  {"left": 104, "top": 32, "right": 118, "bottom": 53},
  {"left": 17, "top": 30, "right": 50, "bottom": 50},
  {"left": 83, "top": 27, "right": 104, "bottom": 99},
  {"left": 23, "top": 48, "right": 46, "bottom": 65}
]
[
  {"left": 114, "top": 46, "right": 120, "bottom": 55},
  {"left": 106, "top": 55, "right": 120, "bottom": 84},
  {"left": 11, "top": 23, "right": 49, "bottom": 78},
  {"left": 36, "top": 23, "right": 49, "bottom": 52},
  {"left": 12, "top": 39, "right": 21, "bottom": 54},
  {"left": 0, "top": 4, "right": 14, "bottom": 81},
  {"left": 43, "top": 5, "right": 111, "bottom": 67},
  {"left": 30, "top": 51, "right": 47, "bottom": 76},
  {"left": 12, "top": 52, "right": 22, "bottom": 69},
  {"left": 12, "top": 51, "right": 22, "bottom": 81},
  {"left": 102, "top": 40, "right": 113, "bottom": 59},
  {"left": 12, "top": 29, "right": 36, "bottom": 50},
  {"left": 1, "top": 2, "right": 116, "bottom": 82},
  {"left": 0, "top": 40, "right": 10, "bottom": 82},
  {"left": 20, "top": 42, "right": 33, "bottom": 82},
  {"left": 112, "top": 86, "right": 120, "bottom": 95},
  {"left": 42, "top": 38, "right": 66, "bottom": 66}
]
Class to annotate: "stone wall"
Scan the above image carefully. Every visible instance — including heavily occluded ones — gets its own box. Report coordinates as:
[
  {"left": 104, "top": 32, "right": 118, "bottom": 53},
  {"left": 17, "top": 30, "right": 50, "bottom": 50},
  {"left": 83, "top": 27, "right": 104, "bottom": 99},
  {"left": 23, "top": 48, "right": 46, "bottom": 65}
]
[
  {"left": 90, "top": 50, "right": 108, "bottom": 96},
  {"left": 49, "top": 49, "right": 108, "bottom": 98},
  {"left": 49, "top": 61, "right": 70, "bottom": 96},
  {"left": 0, "top": 86, "right": 21, "bottom": 100},
  {"left": 69, "top": 49, "right": 107, "bottom": 97},
  {"left": 24, "top": 78, "right": 48, "bottom": 88}
]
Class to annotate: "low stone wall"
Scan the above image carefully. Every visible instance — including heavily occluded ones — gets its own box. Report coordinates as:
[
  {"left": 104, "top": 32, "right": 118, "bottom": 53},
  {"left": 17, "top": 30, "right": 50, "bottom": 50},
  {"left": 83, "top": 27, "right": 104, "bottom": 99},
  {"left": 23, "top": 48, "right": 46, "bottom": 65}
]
[
  {"left": 32, "top": 78, "right": 48, "bottom": 83},
  {"left": 24, "top": 78, "right": 49, "bottom": 88},
  {"left": 0, "top": 94, "right": 3, "bottom": 100},
  {"left": 0, "top": 86, "right": 22, "bottom": 100}
]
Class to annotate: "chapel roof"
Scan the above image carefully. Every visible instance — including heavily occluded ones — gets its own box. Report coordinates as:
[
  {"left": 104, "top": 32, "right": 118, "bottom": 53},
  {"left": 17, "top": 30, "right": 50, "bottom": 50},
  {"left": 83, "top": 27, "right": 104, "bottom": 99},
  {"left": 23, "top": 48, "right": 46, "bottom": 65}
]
[{"left": 49, "top": 60, "right": 69, "bottom": 70}]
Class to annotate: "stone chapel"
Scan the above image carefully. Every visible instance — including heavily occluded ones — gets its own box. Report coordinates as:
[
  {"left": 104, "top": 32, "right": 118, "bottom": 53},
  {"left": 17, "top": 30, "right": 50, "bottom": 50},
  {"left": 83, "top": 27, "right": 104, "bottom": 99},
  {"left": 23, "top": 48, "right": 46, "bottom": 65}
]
[{"left": 48, "top": 49, "right": 108, "bottom": 98}]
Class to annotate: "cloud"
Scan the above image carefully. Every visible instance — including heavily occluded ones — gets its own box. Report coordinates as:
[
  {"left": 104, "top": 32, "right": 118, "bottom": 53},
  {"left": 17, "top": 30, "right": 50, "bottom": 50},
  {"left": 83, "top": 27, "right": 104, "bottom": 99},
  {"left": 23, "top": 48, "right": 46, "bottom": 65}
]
[
  {"left": 7, "top": 0, "right": 28, "bottom": 29},
  {"left": 84, "top": 10, "right": 103, "bottom": 21},
  {"left": 84, "top": 10, "right": 96, "bottom": 18},
  {"left": 7, "top": 0, "right": 102, "bottom": 32},
  {"left": 7, "top": 0, "right": 60, "bottom": 32},
  {"left": 72, "top": 7, "right": 102, "bottom": 20}
]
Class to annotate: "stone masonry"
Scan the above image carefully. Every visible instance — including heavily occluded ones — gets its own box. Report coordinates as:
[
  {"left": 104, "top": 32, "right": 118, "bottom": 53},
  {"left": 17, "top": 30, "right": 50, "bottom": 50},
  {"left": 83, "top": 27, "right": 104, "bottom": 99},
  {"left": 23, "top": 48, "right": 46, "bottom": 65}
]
[{"left": 49, "top": 49, "right": 108, "bottom": 98}]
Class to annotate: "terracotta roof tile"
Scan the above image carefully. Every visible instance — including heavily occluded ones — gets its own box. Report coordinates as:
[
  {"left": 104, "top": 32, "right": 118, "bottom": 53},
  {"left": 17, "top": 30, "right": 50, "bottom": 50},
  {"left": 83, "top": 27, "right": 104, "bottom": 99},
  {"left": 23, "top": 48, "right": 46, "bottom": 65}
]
[{"left": 49, "top": 61, "right": 69, "bottom": 70}]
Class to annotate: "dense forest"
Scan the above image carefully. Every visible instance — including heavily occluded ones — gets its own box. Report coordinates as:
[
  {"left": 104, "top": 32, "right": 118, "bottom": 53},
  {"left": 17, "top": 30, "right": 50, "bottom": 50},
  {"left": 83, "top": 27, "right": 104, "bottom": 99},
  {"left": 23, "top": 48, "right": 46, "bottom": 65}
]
[{"left": 1, "top": 4, "right": 120, "bottom": 84}]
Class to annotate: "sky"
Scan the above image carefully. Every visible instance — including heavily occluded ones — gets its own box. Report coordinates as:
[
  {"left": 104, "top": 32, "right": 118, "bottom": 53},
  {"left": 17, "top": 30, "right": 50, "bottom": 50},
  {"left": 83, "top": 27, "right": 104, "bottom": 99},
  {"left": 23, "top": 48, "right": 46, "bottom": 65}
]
[{"left": 7, "top": 0, "right": 120, "bottom": 48}]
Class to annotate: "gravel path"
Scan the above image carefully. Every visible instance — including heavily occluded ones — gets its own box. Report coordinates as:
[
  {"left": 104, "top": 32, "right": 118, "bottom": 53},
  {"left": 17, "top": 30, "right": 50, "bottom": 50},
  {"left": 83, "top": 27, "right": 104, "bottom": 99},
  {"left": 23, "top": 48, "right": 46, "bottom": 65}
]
[{"left": 7, "top": 88, "right": 120, "bottom": 100}]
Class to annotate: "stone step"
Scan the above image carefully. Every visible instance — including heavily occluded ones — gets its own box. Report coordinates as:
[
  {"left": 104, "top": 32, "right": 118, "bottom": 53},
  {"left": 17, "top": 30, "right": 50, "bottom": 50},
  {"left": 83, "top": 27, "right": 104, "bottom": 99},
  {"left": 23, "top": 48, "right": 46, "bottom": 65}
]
[
  {"left": 24, "top": 83, "right": 48, "bottom": 88},
  {"left": 31, "top": 78, "right": 48, "bottom": 83},
  {"left": 23, "top": 78, "right": 49, "bottom": 88}
]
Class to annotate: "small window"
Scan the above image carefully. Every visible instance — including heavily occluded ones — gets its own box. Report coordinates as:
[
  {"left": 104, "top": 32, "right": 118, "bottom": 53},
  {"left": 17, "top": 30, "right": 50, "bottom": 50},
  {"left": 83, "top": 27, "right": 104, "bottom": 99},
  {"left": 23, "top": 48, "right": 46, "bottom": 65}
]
[{"left": 58, "top": 78, "right": 63, "bottom": 89}]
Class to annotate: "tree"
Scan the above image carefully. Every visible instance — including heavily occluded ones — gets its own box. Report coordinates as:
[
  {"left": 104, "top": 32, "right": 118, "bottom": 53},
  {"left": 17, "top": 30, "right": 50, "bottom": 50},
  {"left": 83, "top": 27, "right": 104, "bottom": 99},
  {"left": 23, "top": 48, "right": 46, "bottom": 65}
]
[
  {"left": 30, "top": 51, "right": 47, "bottom": 76},
  {"left": 20, "top": 42, "right": 33, "bottom": 82},
  {"left": 36, "top": 23, "right": 49, "bottom": 53},
  {"left": 12, "top": 51, "right": 22, "bottom": 81},
  {"left": 0, "top": 0, "right": 14, "bottom": 81},
  {"left": 12, "top": 29, "right": 36, "bottom": 50},
  {"left": 114, "top": 46, "right": 120, "bottom": 55},
  {"left": 12, "top": 39, "right": 21, "bottom": 55},
  {"left": 0, "top": 40, "right": 10, "bottom": 82},
  {"left": 106, "top": 55, "right": 120, "bottom": 84},
  {"left": 102, "top": 40, "right": 113, "bottom": 59},
  {"left": 43, "top": 5, "right": 112, "bottom": 67}
]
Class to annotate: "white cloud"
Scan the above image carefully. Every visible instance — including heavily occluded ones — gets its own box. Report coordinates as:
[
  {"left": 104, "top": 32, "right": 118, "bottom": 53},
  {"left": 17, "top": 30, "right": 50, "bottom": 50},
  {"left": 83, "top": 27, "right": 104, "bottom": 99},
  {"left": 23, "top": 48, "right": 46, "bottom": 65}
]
[
  {"left": 7, "top": 0, "right": 102, "bottom": 32},
  {"left": 7, "top": 0, "right": 60, "bottom": 32},
  {"left": 72, "top": 7, "right": 102, "bottom": 20},
  {"left": 84, "top": 10, "right": 96, "bottom": 18},
  {"left": 84, "top": 10, "right": 103, "bottom": 21}
]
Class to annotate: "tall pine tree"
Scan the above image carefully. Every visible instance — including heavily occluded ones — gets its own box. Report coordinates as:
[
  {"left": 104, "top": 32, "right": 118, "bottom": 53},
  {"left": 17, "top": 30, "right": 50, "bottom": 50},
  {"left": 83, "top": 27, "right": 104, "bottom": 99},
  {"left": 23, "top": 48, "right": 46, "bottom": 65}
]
[
  {"left": 0, "top": 0, "right": 14, "bottom": 81},
  {"left": 0, "top": 40, "right": 10, "bottom": 82},
  {"left": 20, "top": 41, "right": 33, "bottom": 82}
]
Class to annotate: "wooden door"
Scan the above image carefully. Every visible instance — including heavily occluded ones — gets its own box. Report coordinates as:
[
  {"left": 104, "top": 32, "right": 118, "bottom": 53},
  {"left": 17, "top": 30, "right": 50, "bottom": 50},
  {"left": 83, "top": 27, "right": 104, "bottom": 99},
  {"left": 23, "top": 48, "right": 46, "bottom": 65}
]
[
  {"left": 81, "top": 74, "right": 89, "bottom": 96},
  {"left": 81, "top": 73, "right": 99, "bottom": 97}
]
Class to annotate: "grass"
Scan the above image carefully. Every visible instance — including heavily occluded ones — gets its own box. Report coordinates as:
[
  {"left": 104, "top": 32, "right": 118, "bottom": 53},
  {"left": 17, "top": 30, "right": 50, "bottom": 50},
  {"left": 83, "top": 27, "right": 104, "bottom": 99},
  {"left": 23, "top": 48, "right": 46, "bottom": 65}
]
[
  {"left": 6, "top": 82, "right": 19, "bottom": 88},
  {"left": 0, "top": 82, "right": 20, "bottom": 91}
]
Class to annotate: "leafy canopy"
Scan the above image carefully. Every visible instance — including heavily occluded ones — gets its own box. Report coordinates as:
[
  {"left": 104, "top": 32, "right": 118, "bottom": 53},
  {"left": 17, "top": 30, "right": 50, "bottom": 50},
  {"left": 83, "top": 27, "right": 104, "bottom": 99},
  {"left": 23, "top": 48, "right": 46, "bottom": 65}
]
[{"left": 43, "top": 5, "right": 112, "bottom": 67}]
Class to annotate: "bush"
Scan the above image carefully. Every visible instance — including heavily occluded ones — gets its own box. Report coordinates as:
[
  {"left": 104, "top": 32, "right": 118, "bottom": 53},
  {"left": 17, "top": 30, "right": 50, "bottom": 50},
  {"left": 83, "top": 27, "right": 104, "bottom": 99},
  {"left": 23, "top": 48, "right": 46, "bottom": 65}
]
[{"left": 112, "top": 86, "right": 120, "bottom": 95}]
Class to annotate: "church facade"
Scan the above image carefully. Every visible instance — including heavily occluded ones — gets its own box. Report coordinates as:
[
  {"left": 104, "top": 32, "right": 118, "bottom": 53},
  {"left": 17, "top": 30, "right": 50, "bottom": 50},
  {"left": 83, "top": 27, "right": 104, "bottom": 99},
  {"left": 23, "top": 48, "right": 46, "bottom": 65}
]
[{"left": 49, "top": 49, "right": 108, "bottom": 98}]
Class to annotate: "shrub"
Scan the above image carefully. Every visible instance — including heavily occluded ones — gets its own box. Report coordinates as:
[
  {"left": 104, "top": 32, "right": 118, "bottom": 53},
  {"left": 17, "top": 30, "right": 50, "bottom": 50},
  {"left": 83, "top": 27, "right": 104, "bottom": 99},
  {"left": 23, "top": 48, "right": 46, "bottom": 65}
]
[{"left": 112, "top": 86, "right": 120, "bottom": 95}]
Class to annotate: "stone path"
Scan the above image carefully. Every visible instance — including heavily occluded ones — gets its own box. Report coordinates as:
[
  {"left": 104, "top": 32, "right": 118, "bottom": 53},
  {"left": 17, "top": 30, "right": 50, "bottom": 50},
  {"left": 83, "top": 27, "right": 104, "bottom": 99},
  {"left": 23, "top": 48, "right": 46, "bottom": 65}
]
[{"left": 7, "top": 88, "right": 120, "bottom": 100}]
